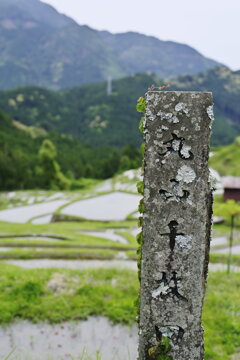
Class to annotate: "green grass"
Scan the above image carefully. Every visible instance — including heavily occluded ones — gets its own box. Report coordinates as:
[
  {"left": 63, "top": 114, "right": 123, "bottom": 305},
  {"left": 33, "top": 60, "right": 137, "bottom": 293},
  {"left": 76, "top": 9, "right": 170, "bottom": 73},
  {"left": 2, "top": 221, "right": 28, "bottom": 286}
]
[
  {"left": 203, "top": 272, "right": 240, "bottom": 360},
  {"left": 0, "top": 220, "right": 136, "bottom": 243},
  {"left": 0, "top": 216, "right": 138, "bottom": 262},
  {"left": 212, "top": 223, "right": 234, "bottom": 237},
  {"left": 0, "top": 219, "right": 135, "bottom": 233},
  {"left": 2, "top": 219, "right": 240, "bottom": 261},
  {"left": 209, "top": 137, "right": 240, "bottom": 176},
  {"left": 3, "top": 348, "right": 17, "bottom": 360},
  {"left": 0, "top": 264, "right": 137, "bottom": 325},
  {"left": 0, "top": 218, "right": 137, "bottom": 260},
  {"left": 0, "top": 236, "right": 117, "bottom": 247},
  {"left": 0, "top": 247, "right": 123, "bottom": 260},
  {"left": 210, "top": 253, "right": 240, "bottom": 267},
  {"left": 115, "top": 230, "right": 137, "bottom": 246},
  {"left": 0, "top": 264, "right": 239, "bottom": 359}
]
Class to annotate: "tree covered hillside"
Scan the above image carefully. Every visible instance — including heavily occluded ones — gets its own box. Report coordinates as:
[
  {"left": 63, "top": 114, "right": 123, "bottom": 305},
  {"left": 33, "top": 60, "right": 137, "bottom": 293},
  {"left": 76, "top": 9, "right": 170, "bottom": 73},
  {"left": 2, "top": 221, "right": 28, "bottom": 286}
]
[
  {"left": 209, "top": 137, "right": 240, "bottom": 176},
  {"left": 0, "top": 69, "right": 240, "bottom": 147},
  {"left": 0, "top": 110, "right": 141, "bottom": 190},
  {"left": 0, "top": 75, "right": 152, "bottom": 147}
]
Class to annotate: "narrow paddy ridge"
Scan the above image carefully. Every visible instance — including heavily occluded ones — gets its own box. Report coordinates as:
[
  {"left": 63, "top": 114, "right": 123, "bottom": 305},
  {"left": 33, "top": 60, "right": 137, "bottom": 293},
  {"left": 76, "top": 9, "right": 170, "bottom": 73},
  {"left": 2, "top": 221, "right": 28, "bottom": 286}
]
[
  {"left": 77, "top": 229, "right": 128, "bottom": 244},
  {"left": 32, "top": 214, "right": 53, "bottom": 224},
  {"left": 2, "top": 260, "right": 240, "bottom": 273},
  {"left": 214, "top": 244, "right": 240, "bottom": 254},
  {"left": 2, "top": 259, "right": 138, "bottom": 270}
]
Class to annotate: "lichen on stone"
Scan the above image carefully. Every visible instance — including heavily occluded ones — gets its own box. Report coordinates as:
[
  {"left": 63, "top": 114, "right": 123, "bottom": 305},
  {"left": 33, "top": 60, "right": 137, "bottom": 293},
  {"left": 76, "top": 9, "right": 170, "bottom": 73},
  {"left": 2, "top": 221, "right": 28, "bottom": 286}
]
[
  {"left": 146, "top": 107, "right": 156, "bottom": 122},
  {"left": 161, "top": 125, "right": 169, "bottom": 131},
  {"left": 175, "top": 235, "right": 192, "bottom": 249},
  {"left": 146, "top": 93, "right": 155, "bottom": 102},
  {"left": 157, "top": 110, "right": 173, "bottom": 121},
  {"left": 208, "top": 171, "right": 217, "bottom": 191},
  {"left": 180, "top": 145, "right": 192, "bottom": 159},
  {"left": 172, "top": 116, "right": 179, "bottom": 124},
  {"left": 176, "top": 165, "right": 196, "bottom": 184},
  {"left": 172, "top": 140, "right": 181, "bottom": 151},
  {"left": 152, "top": 283, "right": 170, "bottom": 299},
  {"left": 195, "top": 123, "right": 200, "bottom": 131},
  {"left": 175, "top": 103, "right": 189, "bottom": 114},
  {"left": 206, "top": 105, "right": 214, "bottom": 122}
]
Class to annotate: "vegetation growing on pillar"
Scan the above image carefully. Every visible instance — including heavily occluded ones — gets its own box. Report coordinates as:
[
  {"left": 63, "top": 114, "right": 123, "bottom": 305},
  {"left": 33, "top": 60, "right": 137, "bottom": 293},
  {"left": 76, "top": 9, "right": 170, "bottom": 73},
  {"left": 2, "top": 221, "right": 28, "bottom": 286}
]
[
  {"left": 136, "top": 95, "right": 146, "bottom": 271},
  {"left": 148, "top": 335, "right": 173, "bottom": 360},
  {"left": 137, "top": 96, "right": 146, "bottom": 134},
  {"left": 135, "top": 96, "right": 146, "bottom": 324}
]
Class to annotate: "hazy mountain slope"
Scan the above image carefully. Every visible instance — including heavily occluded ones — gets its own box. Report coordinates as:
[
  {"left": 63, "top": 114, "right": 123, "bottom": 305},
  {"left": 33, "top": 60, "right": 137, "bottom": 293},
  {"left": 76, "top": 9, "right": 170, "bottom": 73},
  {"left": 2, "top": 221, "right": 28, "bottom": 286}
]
[
  {"left": 0, "top": 0, "right": 122, "bottom": 89},
  {"left": 0, "top": 0, "right": 221, "bottom": 89},
  {"left": 100, "top": 31, "right": 219, "bottom": 78},
  {"left": 0, "top": 68, "right": 239, "bottom": 147},
  {"left": 0, "top": 0, "right": 74, "bottom": 28}
]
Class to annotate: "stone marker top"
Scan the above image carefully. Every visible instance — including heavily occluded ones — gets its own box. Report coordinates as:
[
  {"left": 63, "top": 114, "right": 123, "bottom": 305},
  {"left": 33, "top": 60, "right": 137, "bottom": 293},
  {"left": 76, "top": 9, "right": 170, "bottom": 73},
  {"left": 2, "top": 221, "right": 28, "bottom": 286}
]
[{"left": 147, "top": 90, "right": 212, "bottom": 94}]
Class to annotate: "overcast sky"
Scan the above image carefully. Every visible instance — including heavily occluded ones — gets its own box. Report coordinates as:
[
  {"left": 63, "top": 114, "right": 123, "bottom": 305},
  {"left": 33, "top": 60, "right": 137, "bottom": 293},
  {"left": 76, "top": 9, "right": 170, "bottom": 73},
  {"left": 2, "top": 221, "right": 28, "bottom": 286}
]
[{"left": 42, "top": 0, "right": 240, "bottom": 70}]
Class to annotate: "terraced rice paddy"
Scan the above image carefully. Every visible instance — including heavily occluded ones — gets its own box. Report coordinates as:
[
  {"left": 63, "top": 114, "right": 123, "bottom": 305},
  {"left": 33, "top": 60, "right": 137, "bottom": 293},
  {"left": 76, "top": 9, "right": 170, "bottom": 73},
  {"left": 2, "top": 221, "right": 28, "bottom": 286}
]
[{"left": 0, "top": 172, "right": 240, "bottom": 360}]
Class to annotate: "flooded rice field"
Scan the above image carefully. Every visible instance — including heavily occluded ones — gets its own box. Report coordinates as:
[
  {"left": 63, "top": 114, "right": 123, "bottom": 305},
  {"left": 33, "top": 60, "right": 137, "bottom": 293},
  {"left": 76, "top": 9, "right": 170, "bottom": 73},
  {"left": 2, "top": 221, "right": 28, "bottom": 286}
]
[
  {"left": 0, "top": 317, "right": 138, "bottom": 360},
  {"left": 0, "top": 200, "right": 67, "bottom": 224},
  {"left": 61, "top": 192, "right": 141, "bottom": 221}
]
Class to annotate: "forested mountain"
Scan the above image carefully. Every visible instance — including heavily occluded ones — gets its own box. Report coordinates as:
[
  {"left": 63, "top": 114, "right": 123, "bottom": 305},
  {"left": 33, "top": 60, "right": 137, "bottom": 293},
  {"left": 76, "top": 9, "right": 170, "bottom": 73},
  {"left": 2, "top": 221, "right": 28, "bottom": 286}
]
[
  {"left": 1, "top": 66, "right": 240, "bottom": 190},
  {"left": 0, "top": 67, "right": 240, "bottom": 147},
  {"left": 0, "top": 0, "right": 220, "bottom": 90},
  {"left": 0, "top": 109, "right": 141, "bottom": 190}
]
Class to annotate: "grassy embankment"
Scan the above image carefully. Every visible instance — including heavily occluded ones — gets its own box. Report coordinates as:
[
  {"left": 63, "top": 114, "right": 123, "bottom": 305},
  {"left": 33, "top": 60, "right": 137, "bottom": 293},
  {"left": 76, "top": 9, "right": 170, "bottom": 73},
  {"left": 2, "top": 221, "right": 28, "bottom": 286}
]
[
  {"left": 0, "top": 218, "right": 137, "bottom": 260},
  {"left": 0, "top": 264, "right": 239, "bottom": 360},
  {"left": 1, "top": 217, "right": 240, "bottom": 263},
  {"left": 0, "top": 221, "right": 240, "bottom": 263}
]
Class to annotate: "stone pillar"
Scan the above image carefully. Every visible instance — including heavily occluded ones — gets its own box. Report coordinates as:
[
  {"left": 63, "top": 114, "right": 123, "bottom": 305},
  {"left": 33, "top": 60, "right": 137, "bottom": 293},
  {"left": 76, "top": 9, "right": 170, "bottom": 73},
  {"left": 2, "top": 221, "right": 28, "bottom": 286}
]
[{"left": 138, "top": 91, "right": 213, "bottom": 360}]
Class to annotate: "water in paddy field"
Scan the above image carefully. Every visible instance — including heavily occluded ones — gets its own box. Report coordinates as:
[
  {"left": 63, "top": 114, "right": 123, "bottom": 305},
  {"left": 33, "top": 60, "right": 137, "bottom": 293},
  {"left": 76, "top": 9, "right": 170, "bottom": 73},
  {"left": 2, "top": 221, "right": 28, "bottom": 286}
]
[
  {"left": 61, "top": 192, "right": 141, "bottom": 221},
  {"left": 0, "top": 317, "right": 138, "bottom": 360},
  {"left": 0, "top": 191, "right": 141, "bottom": 223},
  {"left": 0, "top": 200, "right": 67, "bottom": 224}
]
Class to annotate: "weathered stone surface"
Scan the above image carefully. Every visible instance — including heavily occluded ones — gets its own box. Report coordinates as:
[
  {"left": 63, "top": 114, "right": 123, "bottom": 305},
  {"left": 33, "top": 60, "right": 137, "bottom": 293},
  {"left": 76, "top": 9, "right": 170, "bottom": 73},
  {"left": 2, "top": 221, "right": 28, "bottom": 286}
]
[{"left": 139, "top": 91, "right": 213, "bottom": 360}]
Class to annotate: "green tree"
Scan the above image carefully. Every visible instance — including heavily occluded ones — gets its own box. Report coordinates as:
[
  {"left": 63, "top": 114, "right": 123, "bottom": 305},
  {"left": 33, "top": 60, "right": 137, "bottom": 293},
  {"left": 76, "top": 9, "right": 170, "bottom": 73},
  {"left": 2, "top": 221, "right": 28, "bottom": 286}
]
[
  {"left": 119, "top": 155, "right": 131, "bottom": 171},
  {"left": 36, "top": 139, "right": 69, "bottom": 189}
]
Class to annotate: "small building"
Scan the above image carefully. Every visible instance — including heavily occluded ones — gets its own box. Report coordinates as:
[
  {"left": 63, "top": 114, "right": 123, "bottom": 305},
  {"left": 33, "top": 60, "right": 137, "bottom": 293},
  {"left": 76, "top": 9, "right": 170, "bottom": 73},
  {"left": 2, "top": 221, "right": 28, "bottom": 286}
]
[{"left": 222, "top": 176, "right": 240, "bottom": 201}]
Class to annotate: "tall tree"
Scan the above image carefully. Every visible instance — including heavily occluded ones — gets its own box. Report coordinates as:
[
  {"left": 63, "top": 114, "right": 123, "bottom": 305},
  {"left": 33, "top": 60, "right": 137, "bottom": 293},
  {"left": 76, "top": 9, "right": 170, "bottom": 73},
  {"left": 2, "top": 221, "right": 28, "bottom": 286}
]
[{"left": 36, "top": 139, "right": 69, "bottom": 189}]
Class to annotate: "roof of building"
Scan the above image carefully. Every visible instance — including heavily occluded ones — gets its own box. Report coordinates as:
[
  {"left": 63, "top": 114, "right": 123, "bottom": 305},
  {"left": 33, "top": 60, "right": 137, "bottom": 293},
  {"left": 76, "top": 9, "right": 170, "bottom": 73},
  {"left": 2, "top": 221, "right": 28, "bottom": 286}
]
[{"left": 222, "top": 176, "right": 240, "bottom": 189}]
